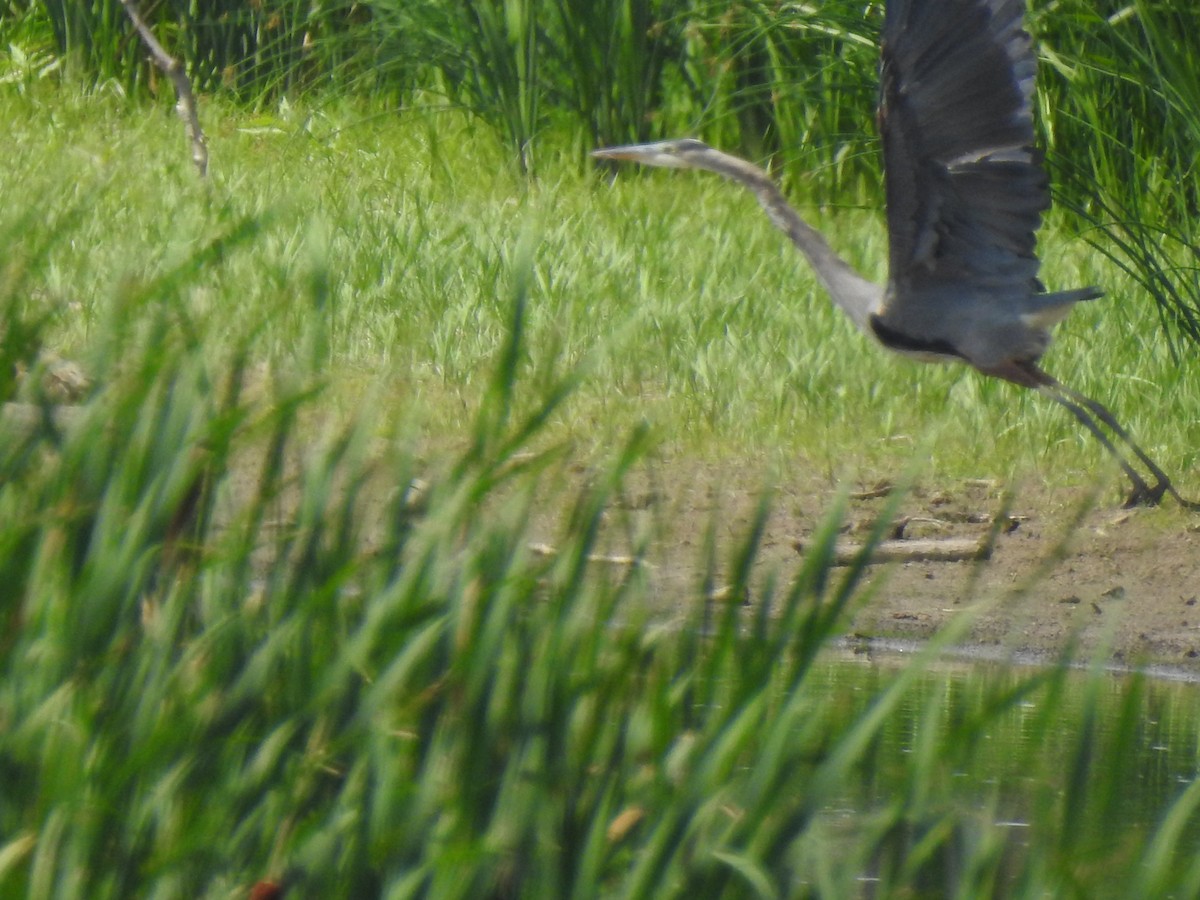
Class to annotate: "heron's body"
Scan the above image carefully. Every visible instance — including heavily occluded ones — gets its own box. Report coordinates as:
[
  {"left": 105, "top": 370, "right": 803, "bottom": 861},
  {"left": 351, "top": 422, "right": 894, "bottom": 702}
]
[{"left": 594, "top": 0, "right": 1195, "bottom": 508}]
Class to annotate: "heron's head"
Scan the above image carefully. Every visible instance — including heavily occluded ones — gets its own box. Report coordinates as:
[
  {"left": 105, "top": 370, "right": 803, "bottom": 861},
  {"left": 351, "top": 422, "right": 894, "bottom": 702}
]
[{"left": 592, "top": 139, "right": 713, "bottom": 170}]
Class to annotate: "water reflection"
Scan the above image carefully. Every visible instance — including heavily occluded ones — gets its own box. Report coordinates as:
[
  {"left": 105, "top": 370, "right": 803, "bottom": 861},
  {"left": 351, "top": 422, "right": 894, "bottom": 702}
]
[{"left": 806, "top": 644, "right": 1200, "bottom": 891}]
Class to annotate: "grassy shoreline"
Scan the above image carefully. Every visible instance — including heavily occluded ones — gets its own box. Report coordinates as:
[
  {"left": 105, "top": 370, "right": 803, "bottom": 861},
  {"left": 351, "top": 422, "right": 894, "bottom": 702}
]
[{"left": 7, "top": 89, "right": 1197, "bottom": 495}]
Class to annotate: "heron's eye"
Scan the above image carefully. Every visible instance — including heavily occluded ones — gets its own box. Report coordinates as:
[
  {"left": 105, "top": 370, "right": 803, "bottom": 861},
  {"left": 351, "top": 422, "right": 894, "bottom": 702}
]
[{"left": 676, "top": 138, "right": 708, "bottom": 152}]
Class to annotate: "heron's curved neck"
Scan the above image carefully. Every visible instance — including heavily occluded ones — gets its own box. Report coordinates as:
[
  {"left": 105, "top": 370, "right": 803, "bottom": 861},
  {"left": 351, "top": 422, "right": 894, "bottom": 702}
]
[{"left": 708, "top": 154, "right": 881, "bottom": 332}]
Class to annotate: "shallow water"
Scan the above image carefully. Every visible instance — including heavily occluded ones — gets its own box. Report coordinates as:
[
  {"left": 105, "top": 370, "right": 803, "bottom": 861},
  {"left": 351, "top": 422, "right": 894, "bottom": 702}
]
[{"left": 806, "top": 644, "right": 1200, "bottom": 889}]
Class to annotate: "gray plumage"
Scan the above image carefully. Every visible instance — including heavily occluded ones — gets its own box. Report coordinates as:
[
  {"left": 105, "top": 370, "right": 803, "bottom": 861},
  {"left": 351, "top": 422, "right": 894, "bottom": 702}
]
[{"left": 593, "top": 0, "right": 1194, "bottom": 508}]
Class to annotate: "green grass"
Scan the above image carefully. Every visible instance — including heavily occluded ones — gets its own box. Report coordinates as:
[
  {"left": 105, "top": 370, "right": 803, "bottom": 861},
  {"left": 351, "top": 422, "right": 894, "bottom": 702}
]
[
  {"left": 6, "top": 86, "right": 1197, "bottom": 500},
  {"left": 3, "top": 2, "right": 1200, "bottom": 894},
  {"left": 9, "top": 1, "right": 1200, "bottom": 365},
  {"left": 0, "top": 87, "right": 1198, "bottom": 897}
]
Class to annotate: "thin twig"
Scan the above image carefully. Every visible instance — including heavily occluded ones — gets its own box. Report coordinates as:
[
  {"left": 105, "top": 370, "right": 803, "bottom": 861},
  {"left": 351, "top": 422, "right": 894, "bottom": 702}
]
[{"left": 118, "top": 0, "right": 208, "bottom": 177}]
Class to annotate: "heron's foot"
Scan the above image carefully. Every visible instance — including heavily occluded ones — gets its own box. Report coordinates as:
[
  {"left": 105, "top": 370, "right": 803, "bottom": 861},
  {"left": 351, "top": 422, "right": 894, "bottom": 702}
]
[
  {"left": 1122, "top": 479, "right": 1200, "bottom": 511},
  {"left": 1123, "top": 480, "right": 1166, "bottom": 509}
]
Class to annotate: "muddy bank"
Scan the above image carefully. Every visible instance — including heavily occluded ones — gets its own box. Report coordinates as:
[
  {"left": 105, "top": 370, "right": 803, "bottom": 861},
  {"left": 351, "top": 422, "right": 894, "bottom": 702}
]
[{"left": 568, "top": 463, "right": 1200, "bottom": 671}]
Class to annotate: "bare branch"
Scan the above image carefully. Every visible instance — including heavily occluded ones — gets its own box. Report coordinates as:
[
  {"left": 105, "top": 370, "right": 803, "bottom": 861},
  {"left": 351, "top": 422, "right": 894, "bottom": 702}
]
[
  {"left": 793, "top": 537, "right": 993, "bottom": 566},
  {"left": 118, "top": 0, "right": 208, "bottom": 177}
]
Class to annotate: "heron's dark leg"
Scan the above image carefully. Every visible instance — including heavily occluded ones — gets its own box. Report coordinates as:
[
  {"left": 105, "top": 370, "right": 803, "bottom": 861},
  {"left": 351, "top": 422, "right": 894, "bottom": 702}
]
[
  {"left": 1037, "top": 385, "right": 1162, "bottom": 507},
  {"left": 1053, "top": 383, "right": 1200, "bottom": 509},
  {"left": 986, "top": 360, "right": 1198, "bottom": 509}
]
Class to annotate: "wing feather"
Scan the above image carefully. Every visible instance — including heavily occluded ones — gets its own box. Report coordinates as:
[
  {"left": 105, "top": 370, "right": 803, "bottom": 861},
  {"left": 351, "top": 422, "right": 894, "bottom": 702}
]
[{"left": 880, "top": 0, "right": 1045, "bottom": 299}]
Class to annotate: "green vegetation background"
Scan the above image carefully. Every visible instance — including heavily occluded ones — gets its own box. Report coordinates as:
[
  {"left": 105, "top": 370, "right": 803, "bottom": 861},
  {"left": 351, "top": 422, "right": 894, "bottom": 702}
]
[{"left": 1, "top": 1, "right": 1199, "bottom": 897}]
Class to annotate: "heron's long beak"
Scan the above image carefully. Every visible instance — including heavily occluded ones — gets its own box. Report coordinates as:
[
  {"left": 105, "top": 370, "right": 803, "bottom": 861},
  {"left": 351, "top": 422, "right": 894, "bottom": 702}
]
[
  {"left": 592, "top": 145, "right": 651, "bottom": 161},
  {"left": 592, "top": 142, "right": 688, "bottom": 169}
]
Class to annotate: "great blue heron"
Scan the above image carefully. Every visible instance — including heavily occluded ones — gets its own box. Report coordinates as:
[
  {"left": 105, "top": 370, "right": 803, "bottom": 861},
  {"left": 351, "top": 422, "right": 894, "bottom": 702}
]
[{"left": 594, "top": 0, "right": 1196, "bottom": 509}]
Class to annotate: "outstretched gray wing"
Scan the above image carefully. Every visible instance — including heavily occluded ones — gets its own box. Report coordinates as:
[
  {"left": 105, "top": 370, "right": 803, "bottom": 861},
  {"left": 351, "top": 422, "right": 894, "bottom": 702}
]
[{"left": 879, "top": 0, "right": 1044, "bottom": 306}]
